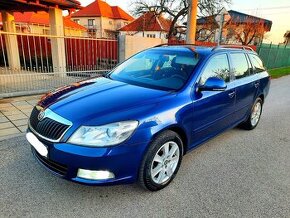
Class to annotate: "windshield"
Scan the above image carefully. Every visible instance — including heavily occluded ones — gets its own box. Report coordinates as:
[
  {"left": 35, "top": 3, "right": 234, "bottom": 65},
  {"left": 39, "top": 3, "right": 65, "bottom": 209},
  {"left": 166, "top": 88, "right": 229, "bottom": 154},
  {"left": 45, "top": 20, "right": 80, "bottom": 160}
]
[{"left": 110, "top": 49, "right": 200, "bottom": 91}]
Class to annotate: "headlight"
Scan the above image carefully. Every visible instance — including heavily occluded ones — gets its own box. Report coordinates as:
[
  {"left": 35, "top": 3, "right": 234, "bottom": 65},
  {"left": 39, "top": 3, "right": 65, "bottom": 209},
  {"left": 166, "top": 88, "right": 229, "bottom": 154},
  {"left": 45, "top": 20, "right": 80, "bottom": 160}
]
[{"left": 68, "top": 121, "right": 138, "bottom": 147}]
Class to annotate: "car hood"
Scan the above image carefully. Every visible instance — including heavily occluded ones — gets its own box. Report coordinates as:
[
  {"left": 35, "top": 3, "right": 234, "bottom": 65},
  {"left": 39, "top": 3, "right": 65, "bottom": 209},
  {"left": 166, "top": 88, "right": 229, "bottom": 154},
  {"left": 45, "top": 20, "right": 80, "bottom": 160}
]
[{"left": 39, "top": 77, "right": 170, "bottom": 125}]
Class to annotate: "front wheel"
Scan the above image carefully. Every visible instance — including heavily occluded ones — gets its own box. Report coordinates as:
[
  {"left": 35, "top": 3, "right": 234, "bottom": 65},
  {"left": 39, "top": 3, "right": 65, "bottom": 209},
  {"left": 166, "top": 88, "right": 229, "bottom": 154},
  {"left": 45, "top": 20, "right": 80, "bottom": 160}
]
[
  {"left": 138, "top": 130, "right": 183, "bottom": 191},
  {"left": 240, "top": 97, "right": 263, "bottom": 130}
]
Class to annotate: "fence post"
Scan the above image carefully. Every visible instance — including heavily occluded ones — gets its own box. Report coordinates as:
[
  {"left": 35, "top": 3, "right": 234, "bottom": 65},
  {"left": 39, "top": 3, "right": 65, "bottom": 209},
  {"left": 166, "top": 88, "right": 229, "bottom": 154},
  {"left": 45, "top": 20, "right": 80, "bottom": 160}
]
[
  {"left": 118, "top": 35, "right": 126, "bottom": 63},
  {"left": 273, "top": 44, "right": 280, "bottom": 69},
  {"left": 265, "top": 42, "right": 272, "bottom": 68},
  {"left": 49, "top": 8, "right": 66, "bottom": 75},
  {"left": 1, "top": 11, "right": 21, "bottom": 70}
]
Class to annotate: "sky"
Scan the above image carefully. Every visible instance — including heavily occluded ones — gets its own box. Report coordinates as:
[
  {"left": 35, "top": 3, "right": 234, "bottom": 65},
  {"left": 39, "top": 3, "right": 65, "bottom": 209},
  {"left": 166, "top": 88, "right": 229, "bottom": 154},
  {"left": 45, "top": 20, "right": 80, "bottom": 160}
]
[{"left": 79, "top": 0, "right": 290, "bottom": 44}]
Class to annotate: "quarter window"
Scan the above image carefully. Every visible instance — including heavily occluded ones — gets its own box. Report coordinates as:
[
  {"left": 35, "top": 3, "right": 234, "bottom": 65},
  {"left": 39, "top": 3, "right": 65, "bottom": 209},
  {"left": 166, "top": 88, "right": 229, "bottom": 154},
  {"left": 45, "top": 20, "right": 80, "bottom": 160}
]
[
  {"left": 200, "top": 54, "right": 230, "bottom": 85},
  {"left": 249, "top": 54, "right": 265, "bottom": 73},
  {"left": 231, "top": 53, "right": 250, "bottom": 79}
]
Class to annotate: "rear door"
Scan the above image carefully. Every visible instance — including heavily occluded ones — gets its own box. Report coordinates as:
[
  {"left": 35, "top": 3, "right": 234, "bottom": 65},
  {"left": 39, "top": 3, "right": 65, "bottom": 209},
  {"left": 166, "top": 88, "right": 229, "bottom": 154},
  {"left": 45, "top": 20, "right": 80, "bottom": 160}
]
[
  {"left": 248, "top": 53, "right": 270, "bottom": 96},
  {"left": 229, "top": 52, "right": 258, "bottom": 122}
]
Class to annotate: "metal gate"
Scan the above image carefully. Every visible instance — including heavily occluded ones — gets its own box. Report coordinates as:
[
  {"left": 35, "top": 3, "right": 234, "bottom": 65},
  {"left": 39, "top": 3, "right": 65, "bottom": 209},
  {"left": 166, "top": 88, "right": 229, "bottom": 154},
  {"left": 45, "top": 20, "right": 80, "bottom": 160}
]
[{"left": 0, "top": 28, "right": 118, "bottom": 98}]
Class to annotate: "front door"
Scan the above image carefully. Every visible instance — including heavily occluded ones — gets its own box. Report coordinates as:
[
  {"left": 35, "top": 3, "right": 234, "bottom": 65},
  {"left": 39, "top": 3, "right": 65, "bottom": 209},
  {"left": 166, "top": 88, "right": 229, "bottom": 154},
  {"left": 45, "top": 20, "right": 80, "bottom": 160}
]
[{"left": 191, "top": 53, "right": 236, "bottom": 148}]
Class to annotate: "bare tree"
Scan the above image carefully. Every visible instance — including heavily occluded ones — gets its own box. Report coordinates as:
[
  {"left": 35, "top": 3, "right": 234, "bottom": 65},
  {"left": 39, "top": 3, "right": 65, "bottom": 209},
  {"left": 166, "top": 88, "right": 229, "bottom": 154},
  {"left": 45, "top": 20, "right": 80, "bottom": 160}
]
[
  {"left": 130, "top": 0, "right": 231, "bottom": 39},
  {"left": 225, "top": 17, "right": 267, "bottom": 45}
]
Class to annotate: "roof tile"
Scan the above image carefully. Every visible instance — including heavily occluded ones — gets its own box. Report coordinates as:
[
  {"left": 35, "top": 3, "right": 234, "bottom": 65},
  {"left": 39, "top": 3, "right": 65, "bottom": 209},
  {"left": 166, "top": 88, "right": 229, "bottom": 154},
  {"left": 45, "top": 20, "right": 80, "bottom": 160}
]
[
  {"left": 0, "top": 12, "right": 86, "bottom": 30},
  {"left": 119, "top": 12, "right": 171, "bottom": 32},
  {"left": 71, "top": 0, "right": 134, "bottom": 21}
]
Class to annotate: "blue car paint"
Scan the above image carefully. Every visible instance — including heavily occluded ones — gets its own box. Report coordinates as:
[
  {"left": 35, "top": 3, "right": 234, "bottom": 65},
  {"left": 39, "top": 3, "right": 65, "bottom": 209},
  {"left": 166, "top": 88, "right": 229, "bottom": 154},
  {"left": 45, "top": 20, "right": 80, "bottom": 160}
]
[{"left": 28, "top": 46, "right": 270, "bottom": 185}]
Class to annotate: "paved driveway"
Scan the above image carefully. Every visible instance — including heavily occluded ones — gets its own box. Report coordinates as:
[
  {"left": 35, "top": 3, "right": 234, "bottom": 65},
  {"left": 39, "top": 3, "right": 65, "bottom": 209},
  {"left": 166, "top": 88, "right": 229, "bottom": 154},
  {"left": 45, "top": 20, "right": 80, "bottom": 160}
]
[{"left": 1, "top": 76, "right": 290, "bottom": 218}]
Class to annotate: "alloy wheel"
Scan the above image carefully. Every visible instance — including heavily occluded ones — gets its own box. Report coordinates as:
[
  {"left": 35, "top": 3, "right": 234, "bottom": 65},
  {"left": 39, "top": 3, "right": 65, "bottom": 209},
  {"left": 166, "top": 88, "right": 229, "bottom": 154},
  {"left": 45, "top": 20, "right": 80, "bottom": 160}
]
[
  {"left": 251, "top": 101, "right": 262, "bottom": 126},
  {"left": 150, "top": 141, "right": 180, "bottom": 184}
]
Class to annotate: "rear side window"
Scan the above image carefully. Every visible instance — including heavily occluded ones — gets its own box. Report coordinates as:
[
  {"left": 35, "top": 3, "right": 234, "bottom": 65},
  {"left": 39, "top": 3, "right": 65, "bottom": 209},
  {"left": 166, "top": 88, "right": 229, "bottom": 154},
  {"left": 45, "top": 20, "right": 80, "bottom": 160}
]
[
  {"left": 231, "top": 53, "right": 250, "bottom": 79},
  {"left": 200, "top": 54, "right": 230, "bottom": 85},
  {"left": 249, "top": 54, "right": 265, "bottom": 73}
]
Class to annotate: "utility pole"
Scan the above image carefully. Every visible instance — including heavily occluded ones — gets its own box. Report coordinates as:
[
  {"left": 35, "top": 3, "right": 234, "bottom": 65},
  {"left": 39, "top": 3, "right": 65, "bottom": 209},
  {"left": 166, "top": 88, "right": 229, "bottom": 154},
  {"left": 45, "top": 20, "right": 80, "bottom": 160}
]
[
  {"left": 186, "top": 0, "right": 198, "bottom": 44},
  {"left": 218, "top": 13, "right": 224, "bottom": 45}
]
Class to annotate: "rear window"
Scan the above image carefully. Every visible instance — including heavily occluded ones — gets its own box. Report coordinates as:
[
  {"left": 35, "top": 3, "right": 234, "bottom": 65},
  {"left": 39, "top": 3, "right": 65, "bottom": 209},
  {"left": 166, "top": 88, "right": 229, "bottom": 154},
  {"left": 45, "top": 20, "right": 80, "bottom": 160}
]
[
  {"left": 249, "top": 54, "right": 266, "bottom": 73},
  {"left": 230, "top": 53, "right": 250, "bottom": 79}
]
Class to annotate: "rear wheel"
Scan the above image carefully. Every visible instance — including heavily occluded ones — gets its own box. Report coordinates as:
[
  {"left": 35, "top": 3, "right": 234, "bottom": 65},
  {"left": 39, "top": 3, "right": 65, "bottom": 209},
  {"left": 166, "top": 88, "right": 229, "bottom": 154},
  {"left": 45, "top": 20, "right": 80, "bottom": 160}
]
[
  {"left": 240, "top": 97, "right": 263, "bottom": 130},
  {"left": 138, "top": 130, "right": 183, "bottom": 191}
]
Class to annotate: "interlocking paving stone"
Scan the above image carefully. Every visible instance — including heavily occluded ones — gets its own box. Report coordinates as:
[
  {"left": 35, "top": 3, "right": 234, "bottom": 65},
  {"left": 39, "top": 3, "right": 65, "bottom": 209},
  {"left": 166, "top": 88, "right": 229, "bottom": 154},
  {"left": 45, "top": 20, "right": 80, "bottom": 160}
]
[
  {"left": 0, "top": 127, "right": 20, "bottom": 137},
  {"left": 19, "top": 109, "right": 33, "bottom": 114},
  {"left": 6, "top": 114, "right": 28, "bottom": 121},
  {"left": 17, "top": 125, "right": 28, "bottom": 133},
  {"left": 0, "top": 95, "right": 39, "bottom": 138},
  {"left": 0, "top": 122, "right": 14, "bottom": 130},
  {"left": 12, "top": 119, "right": 28, "bottom": 127},
  {"left": 0, "top": 107, "right": 18, "bottom": 113},
  {"left": 11, "top": 101, "right": 31, "bottom": 107},
  {"left": 26, "top": 100, "right": 38, "bottom": 106},
  {"left": 2, "top": 111, "right": 24, "bottom": 116},
  {"left": 0, "top": 116, "right": 9, "bottom": 123}
]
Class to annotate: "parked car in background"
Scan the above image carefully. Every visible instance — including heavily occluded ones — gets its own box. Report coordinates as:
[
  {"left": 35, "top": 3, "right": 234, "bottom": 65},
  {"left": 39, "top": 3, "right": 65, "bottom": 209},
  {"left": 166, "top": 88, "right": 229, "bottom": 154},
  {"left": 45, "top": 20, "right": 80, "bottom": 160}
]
[{"left": 26, "top": 45, "right": 270, "bottom": 191}]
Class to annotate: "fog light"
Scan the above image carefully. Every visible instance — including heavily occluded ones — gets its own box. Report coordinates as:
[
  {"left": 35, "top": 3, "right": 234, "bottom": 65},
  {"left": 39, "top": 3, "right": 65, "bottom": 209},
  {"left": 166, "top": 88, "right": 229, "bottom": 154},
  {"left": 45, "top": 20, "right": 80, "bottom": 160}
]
[{"left": 77, "top": 169, "right": 115, "bottom": 180}]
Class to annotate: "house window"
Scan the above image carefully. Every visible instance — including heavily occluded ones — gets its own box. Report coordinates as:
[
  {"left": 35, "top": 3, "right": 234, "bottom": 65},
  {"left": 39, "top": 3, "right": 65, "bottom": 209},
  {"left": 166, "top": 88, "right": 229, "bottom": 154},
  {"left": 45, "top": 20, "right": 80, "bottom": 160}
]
[
  {"left": 147, "top": 34, "right": 156, "bottom": 38},
  {"left": 109, "top": 20, "right": 113, "bottom": 25},
  {"left": 73, "top": 19, "right": 80, "bottom": 24},
  {"left": 88, "top": 19, "right": 95, "bottom": 27}
]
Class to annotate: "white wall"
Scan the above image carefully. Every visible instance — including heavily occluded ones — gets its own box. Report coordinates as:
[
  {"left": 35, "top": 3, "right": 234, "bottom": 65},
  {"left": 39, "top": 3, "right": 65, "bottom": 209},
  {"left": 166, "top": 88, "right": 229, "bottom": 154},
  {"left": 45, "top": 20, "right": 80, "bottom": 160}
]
[
  {"left": 119, "top": 31, "right": 168, "bottom": 40},
  {"left": 72, "top": 16, "right": 130, "bottom": 38},
  {"left": 118, "top": 35, "right": 167, "bottom": 62}
]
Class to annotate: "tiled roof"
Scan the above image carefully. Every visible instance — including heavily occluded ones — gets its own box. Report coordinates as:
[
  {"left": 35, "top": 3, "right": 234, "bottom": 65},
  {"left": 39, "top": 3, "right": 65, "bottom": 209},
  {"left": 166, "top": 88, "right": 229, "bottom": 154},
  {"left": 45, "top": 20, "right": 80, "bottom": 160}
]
[
  {"left": 71, "top": 0, "right": 134, "bottom": 21},
  {"left": 197, "top": 10, "right": 272, "bottom": 31},
  {"left": 119, "top": 12, "right": 171, "bottom": 32},
  {"left": 0, "top": 0, "right": 81, "bottom": 11},
  {"left": 0, "top": 12, "right": 86, "bottom": 30}
]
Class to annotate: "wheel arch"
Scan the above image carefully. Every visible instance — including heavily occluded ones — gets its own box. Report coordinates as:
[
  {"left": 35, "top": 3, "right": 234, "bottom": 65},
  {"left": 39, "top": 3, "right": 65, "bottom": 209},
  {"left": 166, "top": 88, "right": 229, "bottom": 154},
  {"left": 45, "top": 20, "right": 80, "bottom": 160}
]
[{"left": 150, "top": 124, "right": 189, "bottom": 155}]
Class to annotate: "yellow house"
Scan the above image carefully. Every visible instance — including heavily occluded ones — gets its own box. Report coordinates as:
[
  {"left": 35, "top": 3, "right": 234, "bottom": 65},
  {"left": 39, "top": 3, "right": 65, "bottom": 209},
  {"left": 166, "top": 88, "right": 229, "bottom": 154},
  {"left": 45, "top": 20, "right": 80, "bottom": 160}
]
[
  {"left": 0, "top": 11, "right": 87, "bottom": 37},
  {"left": 71, "top": 0, "right": 134, "bottom": 38}
]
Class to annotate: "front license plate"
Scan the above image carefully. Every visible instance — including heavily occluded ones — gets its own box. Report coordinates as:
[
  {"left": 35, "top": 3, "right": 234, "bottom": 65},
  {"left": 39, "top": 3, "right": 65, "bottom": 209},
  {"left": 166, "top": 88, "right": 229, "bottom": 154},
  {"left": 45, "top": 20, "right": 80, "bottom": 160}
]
[{"left": 26, "top": 132, "right": 48, "bottom": 157}]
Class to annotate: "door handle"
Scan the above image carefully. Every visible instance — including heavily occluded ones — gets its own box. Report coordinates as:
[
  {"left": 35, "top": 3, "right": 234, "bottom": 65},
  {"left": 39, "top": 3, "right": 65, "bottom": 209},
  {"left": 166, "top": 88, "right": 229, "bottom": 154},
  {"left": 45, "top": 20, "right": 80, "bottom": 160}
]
[
  {"left": 254, "top": 82, "right": 260, "bottom": 88},
  {"left": 228, "top": 91, "right": 236, "bottom": 98}
]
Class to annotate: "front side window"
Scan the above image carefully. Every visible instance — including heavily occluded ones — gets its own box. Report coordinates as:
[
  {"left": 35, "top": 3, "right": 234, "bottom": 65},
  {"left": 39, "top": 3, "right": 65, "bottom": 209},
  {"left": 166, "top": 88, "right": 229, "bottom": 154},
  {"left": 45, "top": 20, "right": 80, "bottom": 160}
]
[
  {"left": 200, "top": 54, "right": 230, "bottom": 85},
  {"left": 231, "top": 53, "right": 250, "bottom": 79},
  {"left": 249, "top": 54, "right": 265, "bottom": 73},
  {"left": 110, "top": 49, "right": 200, "bottom": 91}
]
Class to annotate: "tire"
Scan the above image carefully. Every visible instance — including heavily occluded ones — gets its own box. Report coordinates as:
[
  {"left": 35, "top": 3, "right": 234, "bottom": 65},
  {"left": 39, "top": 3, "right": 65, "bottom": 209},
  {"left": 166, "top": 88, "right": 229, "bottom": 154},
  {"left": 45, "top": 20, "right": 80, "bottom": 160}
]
[
  {"left": 240, "top": 97, "right": 263, "bottom": 130},
  {"left": 138, "top": 130, "right": 183, "bottom": 191}
]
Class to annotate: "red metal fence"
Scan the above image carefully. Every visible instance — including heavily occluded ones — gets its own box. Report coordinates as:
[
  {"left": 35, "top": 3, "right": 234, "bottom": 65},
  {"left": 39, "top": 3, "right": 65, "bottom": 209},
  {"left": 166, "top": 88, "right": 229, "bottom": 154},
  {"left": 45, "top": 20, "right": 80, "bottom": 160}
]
[{"left": 0, "top": 34, "right": 118, "bottom": 71}]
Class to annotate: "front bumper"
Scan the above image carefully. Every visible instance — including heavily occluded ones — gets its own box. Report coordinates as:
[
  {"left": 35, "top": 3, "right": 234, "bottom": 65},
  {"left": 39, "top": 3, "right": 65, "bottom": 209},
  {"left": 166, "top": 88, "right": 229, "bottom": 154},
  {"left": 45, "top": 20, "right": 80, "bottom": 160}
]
[{"left": 29, "top": 131, "right": 149, "bottom": 185}]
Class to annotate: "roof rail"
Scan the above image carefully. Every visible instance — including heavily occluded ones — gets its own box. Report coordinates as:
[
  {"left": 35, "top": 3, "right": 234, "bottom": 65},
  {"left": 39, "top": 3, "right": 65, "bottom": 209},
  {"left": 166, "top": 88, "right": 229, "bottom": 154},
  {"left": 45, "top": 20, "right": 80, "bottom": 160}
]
[
  {"left": 212, "top": 45, "right": 254, "bottom": 51},
  {"left": 154, "top": 43, "right": 197, "bottom": 48}
]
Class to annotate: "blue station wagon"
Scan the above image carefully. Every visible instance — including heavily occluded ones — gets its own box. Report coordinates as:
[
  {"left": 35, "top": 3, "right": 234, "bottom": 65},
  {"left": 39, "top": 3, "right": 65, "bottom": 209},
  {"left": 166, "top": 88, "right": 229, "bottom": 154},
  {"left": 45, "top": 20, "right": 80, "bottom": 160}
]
[{"left": 26, "top": 45, "right": 270, "bottom": 191}]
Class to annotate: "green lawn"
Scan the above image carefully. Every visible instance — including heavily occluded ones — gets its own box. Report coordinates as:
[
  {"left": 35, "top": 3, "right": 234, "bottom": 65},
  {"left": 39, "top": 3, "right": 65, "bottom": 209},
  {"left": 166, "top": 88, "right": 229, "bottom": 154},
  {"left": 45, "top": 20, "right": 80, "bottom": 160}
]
[{"left": 268, "top": 67, "right": 290, "bottom": 79}]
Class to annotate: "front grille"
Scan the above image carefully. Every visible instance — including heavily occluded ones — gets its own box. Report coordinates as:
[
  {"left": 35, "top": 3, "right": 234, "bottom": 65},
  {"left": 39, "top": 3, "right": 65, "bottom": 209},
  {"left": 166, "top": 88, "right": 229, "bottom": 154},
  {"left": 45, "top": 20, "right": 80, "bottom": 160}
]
[
  {"left": 29, "top": 107, "right": 70, "bottom": 141},
  {"left": 32, "top": 147, "right": 68, "bottom": 176}
]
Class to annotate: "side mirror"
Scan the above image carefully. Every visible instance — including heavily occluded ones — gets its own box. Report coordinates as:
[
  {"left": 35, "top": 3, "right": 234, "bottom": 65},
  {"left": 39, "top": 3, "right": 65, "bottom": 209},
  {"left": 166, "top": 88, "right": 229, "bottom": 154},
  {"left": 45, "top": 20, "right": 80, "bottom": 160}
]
[{"left": 198, "top": 77, "right": 227, "bottom": 92}]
